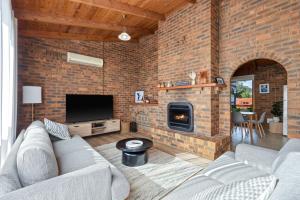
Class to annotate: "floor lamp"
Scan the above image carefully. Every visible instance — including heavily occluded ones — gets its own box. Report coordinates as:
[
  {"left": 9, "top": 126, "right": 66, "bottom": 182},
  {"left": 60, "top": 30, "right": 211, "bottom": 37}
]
[{"left": 23, "top": 86, "right": 42, "bottom": 121}]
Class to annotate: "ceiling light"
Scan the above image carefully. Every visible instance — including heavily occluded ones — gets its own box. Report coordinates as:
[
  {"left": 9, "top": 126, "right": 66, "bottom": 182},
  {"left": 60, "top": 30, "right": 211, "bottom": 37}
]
[
  {"left": 118, "top": 32, "right": 131, "bottom": 41},
  {"left": 118, "top": 14, "right": 131, "bottom": 41}
]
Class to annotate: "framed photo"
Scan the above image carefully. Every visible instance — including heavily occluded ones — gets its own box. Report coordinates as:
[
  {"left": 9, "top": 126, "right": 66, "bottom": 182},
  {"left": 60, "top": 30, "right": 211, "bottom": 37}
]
[
  {"left": 259, "top": 84, "right": 269, "bottom": 94},
  {"left": 135, "top": 91, "right": 144, "bottom": 103},
  {"left": 215, "top": 77, "right": 225, "bottom": 85}
]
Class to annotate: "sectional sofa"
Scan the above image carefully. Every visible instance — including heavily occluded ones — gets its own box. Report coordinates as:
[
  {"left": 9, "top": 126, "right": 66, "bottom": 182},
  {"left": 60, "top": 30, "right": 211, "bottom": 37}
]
[
  {"left": 0, "top": 121, "right": 130, "bottom": 200},
  {"left": 163, "top": 138, "right": 300, "bottom": 199}
]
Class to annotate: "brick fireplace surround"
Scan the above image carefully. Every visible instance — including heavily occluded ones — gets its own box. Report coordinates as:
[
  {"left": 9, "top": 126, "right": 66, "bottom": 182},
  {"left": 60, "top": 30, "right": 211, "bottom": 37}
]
[{"left": 18, "top": 0, "right": 300, "bottom": 160}]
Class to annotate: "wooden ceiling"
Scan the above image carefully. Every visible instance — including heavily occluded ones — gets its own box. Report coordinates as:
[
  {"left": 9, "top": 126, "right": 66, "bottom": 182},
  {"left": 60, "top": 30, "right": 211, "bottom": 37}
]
[{"left": 13, "top": 0, "right": 195, "bottom": 42}]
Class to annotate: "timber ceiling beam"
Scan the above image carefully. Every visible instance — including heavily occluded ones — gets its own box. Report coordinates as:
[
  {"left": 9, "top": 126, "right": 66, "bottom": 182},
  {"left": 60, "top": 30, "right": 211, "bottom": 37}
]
[
  {"left": 14, "top": 9, "right": 153, "bottom": 35},
  {"left": 19, "top": 30, "right": 138, "bottom": 42},
  {"left": 186, "top": 0, "right": 197, "bottom": 3},
  {"left": 70, "top": 0, "right": 165, "bottom": 21}
]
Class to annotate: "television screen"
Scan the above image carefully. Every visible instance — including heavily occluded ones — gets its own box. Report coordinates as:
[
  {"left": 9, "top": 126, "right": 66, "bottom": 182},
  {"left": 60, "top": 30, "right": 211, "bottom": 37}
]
[{"left": 66, "top": 94, "right": 113, "bottom": 123}]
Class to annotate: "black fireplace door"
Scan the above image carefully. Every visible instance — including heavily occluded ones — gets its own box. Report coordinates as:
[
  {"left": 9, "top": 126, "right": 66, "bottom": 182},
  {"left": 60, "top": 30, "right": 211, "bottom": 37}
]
[{"left": 167, "top": 102, "right": 193, "bottom": 132}]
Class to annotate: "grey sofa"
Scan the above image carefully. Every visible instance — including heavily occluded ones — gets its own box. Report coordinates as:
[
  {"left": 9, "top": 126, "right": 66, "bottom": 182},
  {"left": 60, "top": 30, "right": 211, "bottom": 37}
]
[
  {"left": 164, "top": 139, "right": 300, "bottom": 200},
  {"left": 0, "top": 121, "right": 130, "bottom": 200}
]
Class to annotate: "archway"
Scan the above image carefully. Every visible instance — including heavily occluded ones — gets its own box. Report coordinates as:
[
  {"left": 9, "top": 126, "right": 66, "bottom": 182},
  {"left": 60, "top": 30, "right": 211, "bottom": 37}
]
[{"left": 230, "top": 58, "right": 288, "bottom": 149}]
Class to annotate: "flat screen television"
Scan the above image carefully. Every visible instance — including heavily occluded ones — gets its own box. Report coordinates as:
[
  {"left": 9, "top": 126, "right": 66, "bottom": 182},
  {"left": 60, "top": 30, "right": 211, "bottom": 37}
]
[{"left": 66, "top": 94, "right": 113, "bottom": 123}]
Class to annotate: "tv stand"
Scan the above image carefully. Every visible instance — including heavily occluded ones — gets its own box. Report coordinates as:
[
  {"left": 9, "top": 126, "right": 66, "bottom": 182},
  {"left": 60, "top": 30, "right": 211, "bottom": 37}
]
[{"left": 68, "top": 119, "right": 120, "bottom": 137}]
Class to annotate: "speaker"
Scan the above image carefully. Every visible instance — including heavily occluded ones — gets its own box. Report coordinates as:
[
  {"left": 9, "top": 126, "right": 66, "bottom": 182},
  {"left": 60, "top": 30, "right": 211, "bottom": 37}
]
[{"left": 130, "top": 121, "right": 137, "bottom": 132}]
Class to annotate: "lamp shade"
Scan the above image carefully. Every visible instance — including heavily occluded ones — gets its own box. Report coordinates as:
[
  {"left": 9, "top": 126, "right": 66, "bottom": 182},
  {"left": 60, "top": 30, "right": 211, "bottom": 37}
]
[{"left": 23, "top": 86, "right": 42, "bottom": 104}]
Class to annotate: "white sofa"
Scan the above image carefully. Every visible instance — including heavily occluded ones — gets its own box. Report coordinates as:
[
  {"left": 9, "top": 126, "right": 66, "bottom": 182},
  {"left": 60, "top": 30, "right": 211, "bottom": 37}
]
[
  {"left": 0, "top": 121, "right": 130, "bottom": 200},
  {"left": 163, "top": 139, "right": 300, "bottom": 199}
]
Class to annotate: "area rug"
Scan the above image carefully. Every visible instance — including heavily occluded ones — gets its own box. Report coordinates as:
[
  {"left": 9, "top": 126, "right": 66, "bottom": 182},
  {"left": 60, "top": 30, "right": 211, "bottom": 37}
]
[{"left": 95, "top": 142, "right": 210, "bottom": 200}]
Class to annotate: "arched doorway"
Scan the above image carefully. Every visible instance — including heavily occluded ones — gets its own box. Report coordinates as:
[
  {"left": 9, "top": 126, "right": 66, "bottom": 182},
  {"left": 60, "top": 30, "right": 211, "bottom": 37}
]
[{"left": 230, "top": 58, "right": 288, "bottom": 149}]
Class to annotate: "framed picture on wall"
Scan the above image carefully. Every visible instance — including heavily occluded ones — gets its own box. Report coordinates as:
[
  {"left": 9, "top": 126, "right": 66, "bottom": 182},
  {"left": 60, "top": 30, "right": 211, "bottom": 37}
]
[
  {"left": 259, "top": 84, "right": 270, "bottom": 94},
  {"left": 135, "top": 91, "right": 144, "bottom": 103},
  {"left": 215, "top": 77, "right": 225, "bottom": 85}
]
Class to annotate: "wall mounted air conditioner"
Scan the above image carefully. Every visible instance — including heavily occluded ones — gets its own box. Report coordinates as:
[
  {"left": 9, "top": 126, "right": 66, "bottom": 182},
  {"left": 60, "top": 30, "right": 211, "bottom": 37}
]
[{"left": 67, "top": 52, "right": 103, "bottom": 67}]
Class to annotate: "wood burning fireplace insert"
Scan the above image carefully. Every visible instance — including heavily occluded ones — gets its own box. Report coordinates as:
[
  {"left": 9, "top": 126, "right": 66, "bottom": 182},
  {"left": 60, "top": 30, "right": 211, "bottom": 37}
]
[{"left": 167, "top": 102, "right": 193, "bottom": 132}]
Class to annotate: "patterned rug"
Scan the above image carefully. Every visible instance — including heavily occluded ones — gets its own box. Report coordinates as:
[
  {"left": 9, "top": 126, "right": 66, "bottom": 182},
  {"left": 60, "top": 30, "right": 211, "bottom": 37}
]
[{"left": 95, "top": 142, "right": 210, "bottom": 200}]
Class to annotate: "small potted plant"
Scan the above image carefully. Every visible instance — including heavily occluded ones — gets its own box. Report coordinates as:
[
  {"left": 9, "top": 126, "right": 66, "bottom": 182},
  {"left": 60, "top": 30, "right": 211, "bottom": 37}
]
[{"left": 271, "top": 101, "right": 283, "bottom": 122}]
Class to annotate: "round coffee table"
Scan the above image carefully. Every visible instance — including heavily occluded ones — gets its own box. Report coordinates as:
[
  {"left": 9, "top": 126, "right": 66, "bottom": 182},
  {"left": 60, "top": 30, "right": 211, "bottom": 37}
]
[{"left": 116, "top": 138, "right": 153, "bottom": 167}]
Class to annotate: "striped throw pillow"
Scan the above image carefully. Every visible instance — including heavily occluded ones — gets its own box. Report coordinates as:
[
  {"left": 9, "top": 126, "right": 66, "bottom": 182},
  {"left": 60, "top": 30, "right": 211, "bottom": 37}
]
[
  {"left": 190, "top": 175, "right": 277, "bottom": 200},
  {"left": 44, "top": 118, "right": 71, "bottom": 140}
]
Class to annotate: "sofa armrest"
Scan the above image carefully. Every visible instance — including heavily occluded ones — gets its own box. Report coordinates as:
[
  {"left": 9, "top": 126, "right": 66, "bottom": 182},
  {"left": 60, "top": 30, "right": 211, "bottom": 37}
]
[
  {"left": 235, "top": 144, "right": 278, "bottom": 173},
  {"left": 1, "top": 164, "right": 112, "bottom": 200},
  {"left": 111, "top": 167, "right": 130, "bottom": 200}
]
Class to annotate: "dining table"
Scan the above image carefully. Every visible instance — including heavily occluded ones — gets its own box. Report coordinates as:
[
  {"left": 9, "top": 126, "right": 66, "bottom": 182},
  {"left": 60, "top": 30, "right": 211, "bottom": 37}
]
[{"left": 240, "top": 111, "right": 257, "bottom": 144}]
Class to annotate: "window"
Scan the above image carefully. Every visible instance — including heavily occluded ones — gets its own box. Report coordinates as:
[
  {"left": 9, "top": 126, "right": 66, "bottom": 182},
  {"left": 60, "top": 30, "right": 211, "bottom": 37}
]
[
  {"left": 0, "top": 0, "right": 17, "bottom": 165},
  {"left": 231, "top": 75, "right": 254, "bottom": 112}
]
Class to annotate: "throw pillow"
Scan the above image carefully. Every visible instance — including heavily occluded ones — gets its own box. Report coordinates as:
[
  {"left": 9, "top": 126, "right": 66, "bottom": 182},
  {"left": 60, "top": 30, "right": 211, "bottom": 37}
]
[
  {"left": 0, "top": 175, "right": 20, "bottom": 196},
  {"left": 191, "top": 175, "right": 277, "bottom": 200},
  {"left": 44, "top": 118, "right": 71, "bottom": 140}
]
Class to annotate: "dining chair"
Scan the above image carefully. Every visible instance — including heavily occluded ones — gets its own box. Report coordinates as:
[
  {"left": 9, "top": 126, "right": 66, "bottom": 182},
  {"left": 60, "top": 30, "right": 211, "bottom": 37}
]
[
  {"left": 232, "top": 112, "right": 249, "bottom": 139},
  {"left": 249, "top": 112, "right": 266, "bottom": 137}
]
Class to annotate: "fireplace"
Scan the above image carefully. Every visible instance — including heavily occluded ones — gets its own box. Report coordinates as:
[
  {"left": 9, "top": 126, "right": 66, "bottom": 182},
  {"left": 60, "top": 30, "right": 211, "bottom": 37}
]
[{"left": 167, "top": 102, "right": 193, "bottom": 132}]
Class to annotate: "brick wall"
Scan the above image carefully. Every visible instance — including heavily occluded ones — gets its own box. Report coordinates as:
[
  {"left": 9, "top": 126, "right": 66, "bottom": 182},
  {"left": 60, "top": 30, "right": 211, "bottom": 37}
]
[
  {"left": 157, "top": 0, "right": 220, "bottom": 137},
  {"left": 219, "top": 0, "right": 300, "bottom": 135},
  {"left": 129, "top": 0, "right": 230, "bottom": 160},
  {"left": 18, "top": 37, "right": 140, "bottom": 130},
  {"left": 137, "top": 34, "right": 158, "bottom": 102}
]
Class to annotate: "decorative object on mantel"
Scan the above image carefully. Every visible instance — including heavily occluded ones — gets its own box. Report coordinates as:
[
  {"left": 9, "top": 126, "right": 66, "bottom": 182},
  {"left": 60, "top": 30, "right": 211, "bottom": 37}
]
[
  {"left": 143, "top": 95, "right": 150, "bottom": 104},
  {"left": 259, "top": 83, "right": 270, "bottom": 94},
  {"left": 157, "top": 82, "right": 166, "bottom": 88},
  {"left": 166, "top": 81, "right": 173, "bottom": 87},
  {"left": 135, "top": 91, "right": 144, "bottom": 103},
  {"left": 159, "top": 83, "right": 226, "bottom": 91},
  {"left": 23, "top": 86, "right": 42, "bottom": 121},
  {"left": 199, "top": 70, "right": 208, "bottom": 84},
  {"left": 188, "top": 71, "right": 197, "bottom": 85},
  {"left": 175, "top": 81, "right": 190, "bottom": 86},
  {"left": 215, "top": 77, "right": 225, "bottom": 85}
]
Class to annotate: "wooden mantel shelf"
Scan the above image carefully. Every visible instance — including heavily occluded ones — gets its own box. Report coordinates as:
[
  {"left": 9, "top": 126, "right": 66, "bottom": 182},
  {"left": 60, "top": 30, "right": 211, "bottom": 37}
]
[{"left": 158, "top": 83, "right": 226, "bottom": 91}]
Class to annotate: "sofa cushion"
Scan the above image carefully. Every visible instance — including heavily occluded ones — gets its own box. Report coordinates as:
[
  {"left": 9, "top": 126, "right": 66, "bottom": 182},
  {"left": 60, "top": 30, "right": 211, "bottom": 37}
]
[
  {"left": 272, "top": 139, "right": 300, "bottom": 172},
  {"left": 23, "top": 120, "right": 45, "bottom": 138},
  {"left": 269, "top": 152, "right": 300, "bottom": 200},
  {"left": 56, "top": 148, "right": 109, "bottom": 174},
  {"left": 53, "top": 135, "right": 92, "bottom": 157},
  {"left": 235, "top": 144, "right": 278, "bottom": 173},
  {"left": 0, "top": 175, "right": 20, "bottom": 197},
  {"left": 17, "top": 123, "right": 58, "bottom": 186},
  {"left": 0, "top": 130, "right": 25, "bottom": 196},
  {"left": 202, "top": 151, "right": 268, "bottom": 184},
  {"left": 44, "top": 118, "right": 71, "bottom": 140},
  {"left": 162, "top": 175, "right": 223, "bottom": 200},
  {"left": 55, "top": 136, "right": 130, "bottom": 199},
  {"left": 189, "top": 175, "right": 277, "bottom": 200}
]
